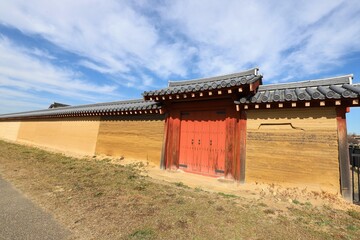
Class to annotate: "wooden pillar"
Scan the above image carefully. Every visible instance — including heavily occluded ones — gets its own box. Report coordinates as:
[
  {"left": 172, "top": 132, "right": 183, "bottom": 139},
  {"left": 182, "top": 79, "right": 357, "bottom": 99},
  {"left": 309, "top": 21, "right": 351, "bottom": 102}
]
[
  {"left": 160, "top": 113, "right": 169, "bottom": 169},
  {"left": 165, "top": 110, "right": 181, "bottom": 169},
  {"left": 336, "top": 107, "right": 352, "bottom": 202},
  {"left": 225, "top": 110, "right": 237, "bottom": 179},
  {"left": 239, "top": 110, "right": 247, "bottom": 183}
]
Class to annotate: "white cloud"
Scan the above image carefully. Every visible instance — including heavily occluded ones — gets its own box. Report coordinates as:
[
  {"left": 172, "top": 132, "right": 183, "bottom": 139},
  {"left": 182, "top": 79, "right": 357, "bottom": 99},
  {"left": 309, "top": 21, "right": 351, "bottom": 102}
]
[
  {"left": 158, "top": 0, "right": 360, "bottom": 81},
  {"left": 0, "top": 36, "right": 119, "bottom": 113},
  {"left": 0, "top": 0, "right": 194, "bottom": 84},
  {"left": 0, "top": 0, "right": 359, "bottom": 101}
]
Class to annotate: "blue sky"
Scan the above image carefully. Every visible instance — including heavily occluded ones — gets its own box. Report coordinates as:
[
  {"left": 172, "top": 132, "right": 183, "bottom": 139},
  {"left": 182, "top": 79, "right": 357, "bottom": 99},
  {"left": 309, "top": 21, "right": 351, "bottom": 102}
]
[{"left": 0, "top": 0, "right": 359, "bottom": 133}]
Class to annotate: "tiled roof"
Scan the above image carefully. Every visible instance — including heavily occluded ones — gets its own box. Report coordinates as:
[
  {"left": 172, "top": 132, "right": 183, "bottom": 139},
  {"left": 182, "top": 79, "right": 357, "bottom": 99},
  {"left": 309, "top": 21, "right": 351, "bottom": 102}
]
[
  {"left": 48, "top": 102, "right": 70, "bottom": 109},
  {"left": 143, "top": 68, "right": 262, "bottom": 98},
  {"left": 239, "top": 75, "right": 360, "bottom": 104},
  {"left": 0, "top": 99, "right": 161, "bottom": 120}
]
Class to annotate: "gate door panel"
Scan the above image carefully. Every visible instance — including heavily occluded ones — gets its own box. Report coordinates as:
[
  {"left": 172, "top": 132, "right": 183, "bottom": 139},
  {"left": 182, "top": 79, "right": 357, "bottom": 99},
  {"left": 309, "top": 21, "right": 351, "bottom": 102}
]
[{"left": 179, "top": 110, "right": 226, "bottom": 176}]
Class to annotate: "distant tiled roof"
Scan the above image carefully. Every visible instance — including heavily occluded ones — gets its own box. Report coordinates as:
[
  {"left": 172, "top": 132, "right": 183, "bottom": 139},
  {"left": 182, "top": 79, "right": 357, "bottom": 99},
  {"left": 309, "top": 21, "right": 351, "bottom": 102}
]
[
  {"left": 143, "top": 68, "right": 262, "bottom": 99},
  {"left": 0, "top": 99, "right": 161, "bottom": 120},
  {"left": 239, "top": 75, "right": 360, "bottom": 104},
  {"left": 48, "top": 102, "right": 70, "bottom": 109}
]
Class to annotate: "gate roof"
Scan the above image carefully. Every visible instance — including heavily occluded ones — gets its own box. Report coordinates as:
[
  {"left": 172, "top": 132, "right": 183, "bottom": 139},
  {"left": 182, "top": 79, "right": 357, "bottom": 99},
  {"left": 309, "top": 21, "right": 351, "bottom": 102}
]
[{"left": 143, "top": 68, "right": 262, "bottom": 101}]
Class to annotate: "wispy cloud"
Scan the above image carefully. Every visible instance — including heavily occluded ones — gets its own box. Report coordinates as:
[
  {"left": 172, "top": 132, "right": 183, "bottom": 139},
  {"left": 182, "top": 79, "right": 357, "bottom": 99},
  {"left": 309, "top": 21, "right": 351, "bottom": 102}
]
[
  {"left": 0, "top": 0, "right": 194, "bottom": 83},
  {"left": 158, "top": 0, "right": 360, "bottom": 82},
  {"left": 1, "top": 0, "right": 359, "bottom": 83},
  {"left": 0, "top": 0, "right": 360, "bottom": 114},
  {"left": 0, "top": 36, "right": 118, "bottom": 113}
]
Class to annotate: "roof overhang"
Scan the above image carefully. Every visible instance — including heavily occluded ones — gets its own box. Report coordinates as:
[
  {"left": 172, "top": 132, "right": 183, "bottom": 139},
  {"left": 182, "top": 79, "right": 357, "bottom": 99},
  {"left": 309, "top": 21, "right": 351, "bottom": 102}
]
[
  {"left": 235, "top": 75, "right": 360, "bottom": 111},
  {"left": 143, "top": 68, "right": 262, "bottom": 102}
]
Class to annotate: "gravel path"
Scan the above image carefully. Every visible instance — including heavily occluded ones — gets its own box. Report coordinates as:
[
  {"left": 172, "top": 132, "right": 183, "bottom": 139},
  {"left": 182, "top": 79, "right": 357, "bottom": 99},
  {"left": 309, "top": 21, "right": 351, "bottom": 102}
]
[{"left": 0, "top": 176, "right": 70, "bottom": 240}]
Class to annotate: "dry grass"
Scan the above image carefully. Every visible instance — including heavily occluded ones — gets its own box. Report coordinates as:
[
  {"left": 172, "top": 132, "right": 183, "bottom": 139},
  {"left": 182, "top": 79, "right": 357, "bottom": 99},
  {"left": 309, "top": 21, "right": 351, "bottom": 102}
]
[{"left": 1, "top": 140, "right": 360, "bottom": 240}]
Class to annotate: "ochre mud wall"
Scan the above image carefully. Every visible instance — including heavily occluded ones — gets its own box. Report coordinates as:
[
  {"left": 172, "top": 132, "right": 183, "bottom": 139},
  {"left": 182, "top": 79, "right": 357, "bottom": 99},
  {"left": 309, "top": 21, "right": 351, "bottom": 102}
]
[
  {"left": 95, "top": 115, "right": 165, "bottom": 165},
  {"left": 17, "top": 117, "right": 100, "bottom": 155},
  {"left": 0, "top": 121, "right": 21, "bottom": 141},
  {"left": 246, "top": 107, "right": 339, "bottom": 193}
]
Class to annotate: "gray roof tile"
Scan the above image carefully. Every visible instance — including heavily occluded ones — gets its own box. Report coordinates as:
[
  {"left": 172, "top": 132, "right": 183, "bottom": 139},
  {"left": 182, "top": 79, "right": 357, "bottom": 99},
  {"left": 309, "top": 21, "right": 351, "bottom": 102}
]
[
  {"left": 239, "top": 75, "right": 360, "bottom": 103},
  {"left": 0, "top": 99, "right": 161, "bottom": 120},
  {"left": 143, "top": 68, "right": 262, "bottom": 97}
]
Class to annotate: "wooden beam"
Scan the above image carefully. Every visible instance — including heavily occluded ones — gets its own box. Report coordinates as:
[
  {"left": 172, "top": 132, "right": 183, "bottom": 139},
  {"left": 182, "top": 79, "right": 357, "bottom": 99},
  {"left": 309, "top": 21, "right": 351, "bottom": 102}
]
[
  {"left": 336, "top": 107, "right": 352, "bottom": 202},
  {"left": 249, "top": 80, "right": 261, "bottom": 92}
]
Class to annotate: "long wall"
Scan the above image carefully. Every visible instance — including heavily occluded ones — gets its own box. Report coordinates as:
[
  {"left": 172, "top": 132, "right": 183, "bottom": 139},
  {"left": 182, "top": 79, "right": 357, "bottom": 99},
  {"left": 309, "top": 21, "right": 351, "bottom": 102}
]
[
  {"left": 95, "top": 115, "right": 165, "bottom": 165},
  {"left": 0, "top": 109, "right": 342, "bottom": 192},
  {"left": 0, "top": 115, "right": 165, "bottom": 165},
  {"left": 17, "top": 117, "right": 101, "bottom": 155},
  {"left": 246, "top": 107, "right": 340, "bottom": 193}
]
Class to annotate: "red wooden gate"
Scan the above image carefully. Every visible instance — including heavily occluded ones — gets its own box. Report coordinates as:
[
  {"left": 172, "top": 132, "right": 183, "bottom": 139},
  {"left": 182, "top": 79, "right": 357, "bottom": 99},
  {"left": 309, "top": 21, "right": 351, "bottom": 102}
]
[{"left": 179, "top": 110, "right": 226, "bottom": 176}]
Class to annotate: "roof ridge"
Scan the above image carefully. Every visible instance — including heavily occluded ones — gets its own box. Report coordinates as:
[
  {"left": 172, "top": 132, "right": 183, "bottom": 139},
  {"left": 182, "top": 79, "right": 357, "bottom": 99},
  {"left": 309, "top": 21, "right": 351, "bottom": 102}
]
[
  {"left": 0, "top": 98, "right": 148, "bottom": 117},
  {"left": 168, "top": 67, "right": 259, "bottom": 87},
  {"left": 259, "top": 74, "right": 353, "bottom": 91}
]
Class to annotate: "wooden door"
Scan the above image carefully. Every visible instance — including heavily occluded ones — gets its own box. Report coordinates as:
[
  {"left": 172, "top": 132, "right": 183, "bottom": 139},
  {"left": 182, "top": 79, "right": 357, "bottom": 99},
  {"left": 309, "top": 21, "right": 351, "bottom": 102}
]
[{"left": 179, "top": 110, "right": 226, "bottom": 176}]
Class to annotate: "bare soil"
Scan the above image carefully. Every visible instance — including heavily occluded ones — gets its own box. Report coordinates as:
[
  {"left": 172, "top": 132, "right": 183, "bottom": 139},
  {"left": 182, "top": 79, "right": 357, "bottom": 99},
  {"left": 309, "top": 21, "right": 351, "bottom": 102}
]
[{"left": 1, "top": 140, "right": 360, "bottom": 240}]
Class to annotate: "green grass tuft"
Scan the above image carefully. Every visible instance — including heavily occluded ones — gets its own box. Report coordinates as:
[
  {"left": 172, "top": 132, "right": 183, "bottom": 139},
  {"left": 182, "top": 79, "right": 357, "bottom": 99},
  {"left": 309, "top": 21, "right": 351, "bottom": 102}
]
[
  {"left": 128, "top": 228, "right": 155, "bottom": 240},
  {"left": 218, "top": 192, "right": 238, "bottom": 198}
]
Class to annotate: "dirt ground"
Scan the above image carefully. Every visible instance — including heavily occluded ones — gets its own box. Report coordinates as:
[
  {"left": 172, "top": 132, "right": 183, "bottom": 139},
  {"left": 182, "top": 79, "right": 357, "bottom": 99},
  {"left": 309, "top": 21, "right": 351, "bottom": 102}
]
[{"left": 1, "top": 139, "right": 360, "bottom": 239}]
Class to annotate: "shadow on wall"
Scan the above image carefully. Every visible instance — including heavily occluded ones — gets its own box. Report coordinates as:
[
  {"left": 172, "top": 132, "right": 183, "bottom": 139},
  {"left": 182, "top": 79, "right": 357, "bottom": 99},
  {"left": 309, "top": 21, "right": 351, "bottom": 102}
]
[{"left": 100, "top": 114, "right": 165, "bottom": 122}]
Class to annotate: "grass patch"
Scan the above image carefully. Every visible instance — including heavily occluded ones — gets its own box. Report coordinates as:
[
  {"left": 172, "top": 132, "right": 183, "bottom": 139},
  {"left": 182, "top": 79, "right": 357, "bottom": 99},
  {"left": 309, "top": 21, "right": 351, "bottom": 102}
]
[
  {"left": 348, "top": 209, "right": 360, "bottom": 221},
  {"left": 1, "top": 140, "right": 360, "bottom": 239},
  {"left": 263, "top": 209, "right": 276, "bottom": 215},
  {"left": 258, "top": 202, "right": 268, "bottom": 207},
  {"left": 347, "top": 225, "right": 357, "bottom": 231},
  {"left": 128, "top": 228, "right": 155, "bottom": 240},
  {"left": 218, "top": 192, "right": 238, "bottom": 198},
  {"left": 173, "top": 182, "right": 190, "bottom": 189}
]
